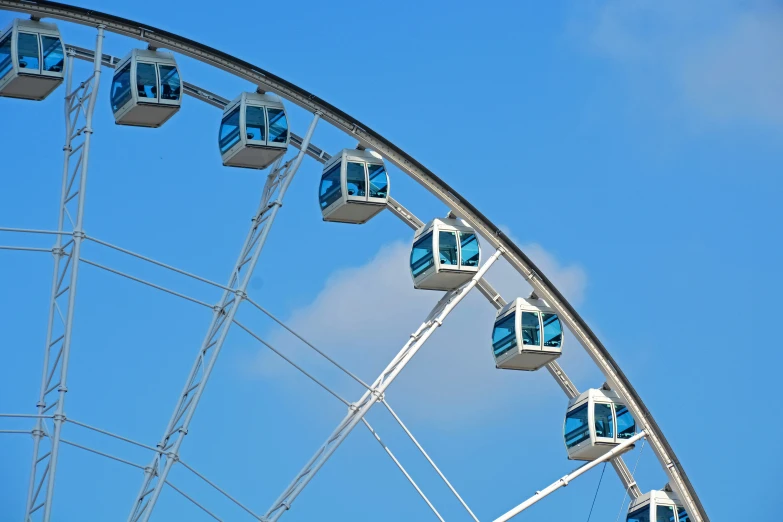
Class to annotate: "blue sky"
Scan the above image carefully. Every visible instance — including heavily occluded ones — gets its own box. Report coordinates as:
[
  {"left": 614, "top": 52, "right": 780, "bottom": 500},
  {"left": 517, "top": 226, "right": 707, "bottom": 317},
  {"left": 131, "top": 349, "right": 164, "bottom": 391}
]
[{"left": 1, "top": 0, "right": 781, "bottom": 520}]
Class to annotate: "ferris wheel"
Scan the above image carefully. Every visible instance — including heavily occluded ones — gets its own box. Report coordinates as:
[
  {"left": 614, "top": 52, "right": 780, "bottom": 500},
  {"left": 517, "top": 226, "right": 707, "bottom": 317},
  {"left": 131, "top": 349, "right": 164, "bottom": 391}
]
[{"left": 0, "top": 2, "right": 709, "bottom": 521}]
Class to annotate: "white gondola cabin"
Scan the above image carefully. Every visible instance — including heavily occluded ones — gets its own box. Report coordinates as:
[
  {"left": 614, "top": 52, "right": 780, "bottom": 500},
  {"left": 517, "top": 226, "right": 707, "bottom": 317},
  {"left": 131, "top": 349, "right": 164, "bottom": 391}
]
[
  {"left": 319, "top": 148, "right": 389, "bottom": 223},
  {"left": 219, "top": 92, "right": 289, "bottom": 169},
  {"left": 564, "top": 387, "right": 636, "bottom": 461},
  {"left": 0, "top": 19, "right": 65, "bottom": 100},
  {"left": 409, "top": 218, "right": 480, "bottom": 291},
  {"left": 627, "top": 489, "right": 690, "bottom": 522},
  {"left": 110, "top": 49, "right": 181, "bottom": 127},
  {"left": 492, "top": 297, "right": 563, "bottom": 371}
]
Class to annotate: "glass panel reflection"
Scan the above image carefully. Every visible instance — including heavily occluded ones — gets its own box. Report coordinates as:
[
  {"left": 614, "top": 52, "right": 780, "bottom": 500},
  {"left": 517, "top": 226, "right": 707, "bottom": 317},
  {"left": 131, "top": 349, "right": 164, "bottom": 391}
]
[
  {"left": 459, "top": 233, "right": 479, "bottom": 267},
  {"left": 626, "top": 507, "right": 651, "bottom": 522},
  {"left": 656, "top": 505, "right": 676, "bottom": 522},
  {"left": 542, "top": 313, "right": 562, "bottom": 347},
  {"left": 0, "top": 33, "right": 13, "bottom": 78},
  {"left": 41, "top": 36, "right": 63, "bottom": 73},
  {"left": 616, "top": 404, "right": 635, "bottom": 439},
  {"left": 319, "top": 163, "right": 342, "bottom": 210},
  {"left": 677, "top": 508, "right": 689, "bottom": 522},
  {"left": 136, "top": 62, "right": 157, "bottom": 99},
  {"left": 346, "top": 162, "right": 366, "bottom": 197},
  {"left": 438, "top": 231, "right": 458, "bottom": 265},
  {"left": 492, "top": 314, "right": 517, "bottom": 357},
  {"left": 158, "top": 64, "right": 180, "bottom": 101},
  {"left": 594, "top": 403, "right": 614, "bottom": 438},
  {"left": 411, "top": 232, "right": 434, "bottom": 278},
  {"left": 110, "top": 63, "right": 132, "bottom": 112},
  {"left": 267, "top": 108, "right": 288, "bottom": 143},
  {"left": 17, "top": 32, "right": 39, "bottom": 71},
  {"left": 521, "top": 312, "right": 540, "bottom": 346},
  {"left": 246, "top": 106, "right": 266, "bottom": 141},
  {"left": 564, "top": 404, "right": 590, "bottom": 448},
  {"left": 367, "top": 164, "right": 388, "bottom": 198},
  {"left": 219, "top": 107, "right": 241, "bottom": 154}
]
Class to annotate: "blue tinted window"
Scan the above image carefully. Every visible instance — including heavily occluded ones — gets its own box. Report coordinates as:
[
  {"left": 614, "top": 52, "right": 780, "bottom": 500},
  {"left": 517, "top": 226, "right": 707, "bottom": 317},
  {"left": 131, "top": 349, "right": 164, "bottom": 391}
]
[
  {"left": 542, "top": 313, "right": 562, "bottom": 347},
  {"left": 594, "top": 403, "right": 614, "bottom": 438},
  {"left": 367, "top": 163, "right": 388, "bottom": 198},
  {"left": 459, "top": 233, "right": 479, "bottom": 267},
  {"left": 521, "top": 312, "right": 540, "bottom": 346},
  {"left": 41, "top": 36, "right": 63, "bottom": 73},
  {"left": 268, "top": 108, "right": 288, "bottom": 144},
  {"left": 246, "top": 106, "right": 266, "bottom": 142},
  {"left": 219, "top": 107, "right": 241, "bottom": 154},
  {"left": 17, "top": 32, "right": 39, "bottom": 71},
  {"left": 439, "top": 231, "right": 458, "bottom": 265},
  {"left": 346, "top": 162, "right": 366, "bottom": 197},
  {"left": 656, "top": 505, "right": 676, "bottom": 522},
  {"left": 492, "top": 314, "right": 517, "bottom": 357},
  {"left": 0, "top": 33, "right": 12, "bottom": 79},
  {"left": 411, "top": 232, "right": 434, "bottom": 278},
  {"left": 616, "top": 404, "right": 635, "bottom": 439},
  {"left": 136, "top": 62, "right": 157, "bottom": 99},
  {"left": 677, "top": 508, "right": 689, "bottom": 522},
  {"left": 626, "top": 507, "right": 651, "bottom": 522},
  {"left": 110, "top": 63, "right": 132, "bottom": 113},
  {"left": 158, "top": 64, "right": 180, "bottom": 101},
  {"left": 319, "top": 163, "right": 342, "bottom": 210},
  {"left": 564, "top": 403, "right": 590, "bottom": 448}
]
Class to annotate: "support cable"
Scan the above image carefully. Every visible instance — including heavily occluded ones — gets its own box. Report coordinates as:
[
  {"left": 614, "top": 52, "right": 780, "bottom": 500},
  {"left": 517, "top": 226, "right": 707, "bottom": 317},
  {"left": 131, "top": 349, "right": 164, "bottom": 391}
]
[
  {"left": 362, "top": 419, "right": 446, "bottom": 522},
  {"left": 58, "top": 439, "right": 223, "bottom": 522},
  {"left": 177, "top": 460, "right": 264, "bottom": 521},
  {"left": 233, "top": 320, "right": 350, "bottom": 407},
  {"left": 80, "top": 258, "right": 213, "bottom": 309},
  {"left": 163, "top": 481, "right": 223, "bottom": 522},
  {"left": 585, "top": 462, "right": 607, "bottom": 522},
  {"left": 66, "top": 418, "right": 164, "bottom": 454},
  {"left": 614, "top": 440, "right": 646, "bottom": 522},
  {"left": 86, "top": 236, "right": 234, "bottom": 293},
  {"left": 0, "top": 246, "right": 54, "bottom": 253},
  {"left": 245, "top": 297, "right": 371, "bottom": 392},
  {"left": 382, "top": 400, "right": 480, "bottom": 522},
  {"left": 493, "top": 431, "right": 646, "bottom": 522},
  {"left": 0, "top": 227, "right": 71, "bottom": 236}
]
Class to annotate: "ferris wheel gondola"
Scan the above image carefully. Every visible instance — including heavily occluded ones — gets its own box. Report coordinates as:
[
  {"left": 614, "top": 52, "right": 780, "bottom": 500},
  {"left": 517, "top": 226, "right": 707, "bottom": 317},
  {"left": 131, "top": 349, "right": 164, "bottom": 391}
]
[{"left": 0, "top": 19, "right": 64, "bottom": 100}]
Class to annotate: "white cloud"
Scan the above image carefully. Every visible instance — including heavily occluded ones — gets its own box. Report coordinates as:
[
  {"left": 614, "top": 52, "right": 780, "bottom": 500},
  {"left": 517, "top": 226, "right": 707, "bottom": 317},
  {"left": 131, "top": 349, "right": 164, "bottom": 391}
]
[
  {"left": 246, "top": 238, "right": 594, "bottom": 427},
  {"left": 575, "top": 0, "right": 783, "bottom": 127}
]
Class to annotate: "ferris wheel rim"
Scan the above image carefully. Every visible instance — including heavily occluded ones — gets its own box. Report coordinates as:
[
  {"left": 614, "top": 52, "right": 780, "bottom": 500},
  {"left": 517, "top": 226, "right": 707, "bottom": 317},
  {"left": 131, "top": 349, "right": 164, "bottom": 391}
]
[{"left": 0, "top": 1, "right": 708, "bottom": 520}]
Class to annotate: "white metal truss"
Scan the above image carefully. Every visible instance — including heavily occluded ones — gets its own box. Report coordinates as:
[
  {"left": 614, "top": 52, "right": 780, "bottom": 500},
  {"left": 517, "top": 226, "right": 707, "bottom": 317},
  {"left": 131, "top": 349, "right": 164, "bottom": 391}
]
[
  {"left": 264, "top": 249, "right": 504, "bottom": 522},
  {"left": 126, "top": 113, "right": 321, "bottom": 522},
  {"left": 22, "top": 27, "right": 105, "bottom": 522}
]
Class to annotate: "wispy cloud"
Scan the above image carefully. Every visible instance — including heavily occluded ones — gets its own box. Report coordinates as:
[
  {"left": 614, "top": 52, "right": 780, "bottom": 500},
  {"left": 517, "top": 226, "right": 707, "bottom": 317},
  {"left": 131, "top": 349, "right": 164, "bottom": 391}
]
[
  {"left": 574, "top": 0, "right": 783, "bottom": 127},
  {"left": 244, "top": 238, "right": 594, "bottom": 427}
]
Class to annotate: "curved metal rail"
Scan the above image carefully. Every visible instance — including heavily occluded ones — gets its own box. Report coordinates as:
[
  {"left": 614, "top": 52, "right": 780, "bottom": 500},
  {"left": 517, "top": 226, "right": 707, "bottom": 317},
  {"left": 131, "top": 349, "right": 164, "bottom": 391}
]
[{"left": 0, "top": 1, "right": 708, "bottom": 520}]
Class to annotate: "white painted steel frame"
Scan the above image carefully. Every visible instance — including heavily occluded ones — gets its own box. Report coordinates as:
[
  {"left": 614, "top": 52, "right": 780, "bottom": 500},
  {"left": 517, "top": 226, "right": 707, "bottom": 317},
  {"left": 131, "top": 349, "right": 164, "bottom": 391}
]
[
  {"left": 264, "top": 250, "right": 504, "bottom": 521},
  {"left": 126, "top": 113, "right": 321, "bottom": 522},
  {"left": 0, "top": 2, "right": 706, "bottom": 520},
  {"left": 23, "top": 26, "right": 104, "bottom": 522},
  {"left": 493, "top": 430, "right": 648, "bottom": 522}
]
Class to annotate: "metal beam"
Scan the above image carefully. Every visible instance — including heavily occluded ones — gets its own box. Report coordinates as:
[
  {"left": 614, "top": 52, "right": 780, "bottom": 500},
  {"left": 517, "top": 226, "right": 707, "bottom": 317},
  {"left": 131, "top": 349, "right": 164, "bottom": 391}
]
[
  {"left": 264, "top": 250, "right": 504, "bottom": 521},
  {"left": 23, "top": 27, "right": 105, "bottom": 522},
  {"left": 493, "top": 430, "right": 647, "bottom": 522},
  {"left": 125, "top": 113, "right": 321, "bottom": 522}
]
